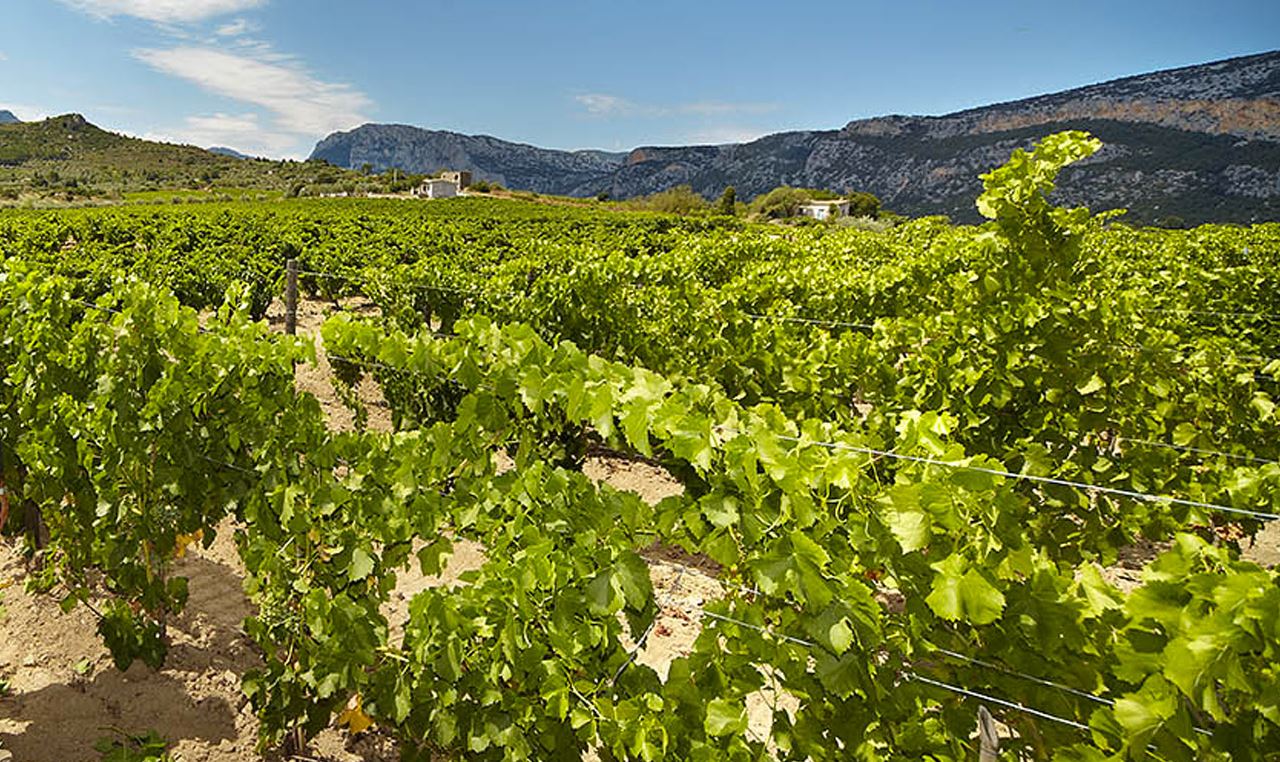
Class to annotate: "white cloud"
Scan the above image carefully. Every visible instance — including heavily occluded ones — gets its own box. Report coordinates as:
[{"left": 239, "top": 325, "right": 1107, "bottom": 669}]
[
  {"left": 574, "top": 93, "right": 777, "bottom": 120},
  {"left": 0, "top": 102, "right": 49, "bottom": 121},
  {"left": 215, "top": 17, "right": 257, "bottom": 36},
  {"left": 685, "top": 126, "right": 768, "bottom": 145},
  {"left": 143, "top": 111, "right": 297, "bottom": 156},
  {"left": 0, "top": 51, "right": 8, "bottom": 62},
  {"left": 133, "top": 45, "right": 371, "bottom": 136},
  {"left": 574, "top": 94, "right": 642, "bottom": 117},
  {"left": 61, "top": 0, "right": 264, "bottom": 24}
]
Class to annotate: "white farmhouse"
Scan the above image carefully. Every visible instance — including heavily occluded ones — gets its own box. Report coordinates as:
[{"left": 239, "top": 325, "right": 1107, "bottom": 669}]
[
  {"left": 797, "top": 200, "right": 850, "bottom": 221},
  {"left": 415, "top": 178, "right": 459, "bottom": 199}
]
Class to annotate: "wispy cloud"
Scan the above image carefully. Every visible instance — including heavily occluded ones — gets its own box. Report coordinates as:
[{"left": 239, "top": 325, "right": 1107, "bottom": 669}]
[
  {"left": 574, "top": 93, "right": 643, "bottom": 117},
  {"left": 573, "top": 92, "right": 777, "bottom": 119},
  {"left": 143, "top": 111, "right": 296, "bottom": 156},
  {"left": 60, "top": 0, "right": 264, "bottom": 24},
  {"left": 0, "top": 102, "right": 49, "bottom": 121},
  {"left": 0, "top": 51, "right": 8, "bottom": 62},
  {"left": 215, "top": 17, "right": 258, "bottom": 36},
  {"left": 684, "top": 126, "right": 768, "bottom": 145},
  {"left": 133, "top": 45, "right": 371, "bottom": 136}
]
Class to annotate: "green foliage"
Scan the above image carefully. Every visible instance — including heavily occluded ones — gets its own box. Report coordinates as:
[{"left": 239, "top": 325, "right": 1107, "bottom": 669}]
[
  {"left": 628, "top": 184, "right": 711, "bottom": 215},
  {"left": 716, "top": 186, "right": 737, "bottom": 216},
  {"left": 0, "top": 271, "right": 313, "bottom": 669},
  {"left": 2, "top": 131, "right": 1279, "bottom": 760},
  {"left": 749, "top": 185, "right": 808, "bottom": 218},
  {"left": 845, "top": 190, "right": 881, "bottom": 218},
  {"left": 94, "top": 729, "right": 172, "bottom": 762}
]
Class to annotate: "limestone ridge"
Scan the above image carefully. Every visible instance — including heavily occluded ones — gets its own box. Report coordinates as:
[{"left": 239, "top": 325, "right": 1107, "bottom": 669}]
[
  {"left": 311, "top": 125, "right": 628, "bottom": 193},
  {"left": 310, "top": 50, "right": 1280, "bottom": 223}
]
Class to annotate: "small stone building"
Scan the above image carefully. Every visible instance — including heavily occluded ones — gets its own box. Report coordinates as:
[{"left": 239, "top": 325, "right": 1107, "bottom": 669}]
[
  {"left": 797, "top": 200, "right": 851, "bottom": 221},
  {"left": 415, "top": 178, "right": 459, "bottom": 199},
  {"left": 439, "top": 170, "right": 472, "bottom": 190}
]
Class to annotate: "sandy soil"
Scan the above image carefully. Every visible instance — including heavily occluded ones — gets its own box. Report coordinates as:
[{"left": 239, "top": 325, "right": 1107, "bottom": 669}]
[{"left": 2, "top": 296, "right": 1275, "bottom": 760}]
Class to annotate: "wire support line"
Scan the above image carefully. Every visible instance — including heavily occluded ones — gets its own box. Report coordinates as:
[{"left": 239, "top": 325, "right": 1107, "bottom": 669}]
[
  {"left": 296, "top": 268, "right": 493, "bottom": 298},
  {"left": 674, "top": 601, "right": 818, "bottom": 648},
  {"left": 907, "top": 673, "right": 1093, "bottom": 732},
  {"left": 315, "top": 349, "right": 1280, "bottom": 524},
  {"left": 928, "top": 652, "right": 1212, "bottom": 738},
  {"left": 650, "top": 566, "right": 1187, "bottom": 734},
  {"left": 1143, "top": 307, "right": 1280, "bottom": 320},
  {"left": 932, "top": 648, "right": 1115, "bottom": 707},
  {"left": 196, "top": 452, "right": 259, "bottom": 476},
  {"left": 611, "top": 566, "right": 688, "bottom": 686},
  {"left": 740, "top": 312, "right": 878, "bottom": 331},
  {"left": 72, "top": 297, "right": 124, "bottom": 316},
  {"left": 299, "top": 266, "right": 879, "bottom": 331},
  {"left": 1102, "top": 338, "right": 1274, "bottom": 366},
  {"left": 715, "top": 427, "right": 1280, "bottom": 523},
  {"left": 615, "top": 584, "right": 1131, "bottom": 741},
  {"left": 647, "top": 558, "right": 763, "bottom": 601},
  {"left": 1116, "top": 436, "right": 1279, "bottom": 466}
]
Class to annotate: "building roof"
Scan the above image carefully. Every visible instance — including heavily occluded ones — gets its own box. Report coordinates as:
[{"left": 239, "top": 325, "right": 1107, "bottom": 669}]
[{"left": 799, "top": 199, "right": 849, "bottom": 207}]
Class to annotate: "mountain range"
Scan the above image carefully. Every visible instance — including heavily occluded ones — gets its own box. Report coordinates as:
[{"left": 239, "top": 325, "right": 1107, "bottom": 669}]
[
  {"left": 0, "top": 110, "right": 20, "bottom": 125},
  {"left": 311, "top": 50, "right": 1280, "bottom": 224}
]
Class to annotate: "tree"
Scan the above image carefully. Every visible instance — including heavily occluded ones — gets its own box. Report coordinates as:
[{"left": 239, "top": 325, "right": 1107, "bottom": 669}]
[
  {"left": 716, "top": 186, "right": 736, "bottom": 216},
  {"left": 750, "top": 186, "right": 808, "bottom": 218},
  {"left": 846, "top": 191, "right": 881, "bottom": 219}
]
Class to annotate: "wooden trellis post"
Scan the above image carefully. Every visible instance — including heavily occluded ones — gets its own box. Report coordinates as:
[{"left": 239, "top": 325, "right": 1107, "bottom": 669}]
[
  {"left": 978, "top": 705, "right": 1000, "bottom": 761},
  {"left": 285, "top": 258, "right": 299, "bottom": 335}
]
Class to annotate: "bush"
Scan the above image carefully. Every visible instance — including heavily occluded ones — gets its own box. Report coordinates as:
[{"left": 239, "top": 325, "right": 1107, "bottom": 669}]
[
  {"left": 846, "top": 191, "right": 881, "bottom": 218},
  {"left": 750, "top": 186, "right": 808, "bottom": 218},
  {"left": 636, "top": 185, "right": 709, "bottom": 215}
]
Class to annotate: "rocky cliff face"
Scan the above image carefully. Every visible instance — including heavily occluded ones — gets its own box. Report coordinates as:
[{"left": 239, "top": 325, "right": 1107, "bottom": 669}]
[
  {"left": 311, "top": 50, "right": 1280, "bottom": 224},
  {"left": 311, "top": 125, "right": 627, "bottom": 194}
]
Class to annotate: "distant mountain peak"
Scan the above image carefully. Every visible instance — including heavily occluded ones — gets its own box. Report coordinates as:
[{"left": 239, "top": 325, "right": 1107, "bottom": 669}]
[
  {"left": 0, "top": 110, "right": 22, "bottom": 125},
  {"left": 208, "top": 146, "right": 252, "bottom": 160},
  {"left": 309, "top": 50, "right": 1280, "bottom": 225}
]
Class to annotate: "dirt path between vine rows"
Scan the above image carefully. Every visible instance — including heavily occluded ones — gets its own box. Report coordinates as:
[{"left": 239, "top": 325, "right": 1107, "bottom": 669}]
[{"left": 1, "top": 296, "right": 1276, "bottom": 761}]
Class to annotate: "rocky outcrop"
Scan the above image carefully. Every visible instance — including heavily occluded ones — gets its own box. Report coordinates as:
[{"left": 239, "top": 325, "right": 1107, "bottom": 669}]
[
  {"left": 311, "top": 125, "right": 626, "bottom": 194},
  {"left": 310, "top": 50, "right": 1280, "bottom": 224}
]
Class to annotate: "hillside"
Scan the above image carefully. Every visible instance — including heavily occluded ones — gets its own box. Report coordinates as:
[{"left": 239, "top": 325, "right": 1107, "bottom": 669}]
[
  {"left": 311, "top": 125, "right": 627, "bottom": 192},
  {"left": 0, "top": 114, "right": 368, "bottom": 201},
  {"left": 0, "top": 110, "right": 19, "bottom": 125},
  {"left": 312, "top": 50, "right": 1280, "bottom": 224}
]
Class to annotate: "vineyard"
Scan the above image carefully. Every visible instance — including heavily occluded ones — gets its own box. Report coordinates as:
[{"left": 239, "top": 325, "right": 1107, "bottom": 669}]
[{"left": 1, "top": 131, "right": 1279, "bottom": 761}]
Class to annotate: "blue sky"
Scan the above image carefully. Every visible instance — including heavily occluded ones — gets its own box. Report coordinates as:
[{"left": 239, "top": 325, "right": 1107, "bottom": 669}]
[{"left": 1, "top": 0, "right": 1277, "bottom": 158}]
